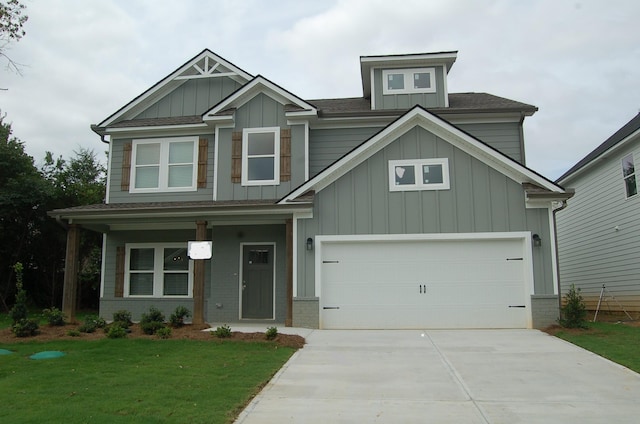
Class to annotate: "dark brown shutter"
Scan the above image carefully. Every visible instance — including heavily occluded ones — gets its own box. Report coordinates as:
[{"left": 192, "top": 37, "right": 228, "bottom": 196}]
[
  {"left": 280, "top": 128, "right": 291, "bottom": 182},
  {"left": 231, "top": 131, "right": 242, "bottom": 183},
  {"left": 197, "top": 138, "right": 208, "bottom": 188},
  {"left": 114, "top": 246, "right": 125, "bottom": 298},
  {"left": 121, "top": 142, "right": 132, "bottom": 191}
]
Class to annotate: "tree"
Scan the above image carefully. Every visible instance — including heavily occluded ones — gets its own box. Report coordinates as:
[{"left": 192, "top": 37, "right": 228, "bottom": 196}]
[
  {"left": 0, "top": 114, "right": 49, "bottom": 311},
  {"left": 0, "top": 0, "right": 28, "bottom": 74}
]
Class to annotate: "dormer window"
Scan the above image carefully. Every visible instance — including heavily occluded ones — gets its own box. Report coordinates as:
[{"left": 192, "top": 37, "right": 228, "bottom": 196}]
[{"left": 382, "top": 68, "right": 436, "bottom": 95}]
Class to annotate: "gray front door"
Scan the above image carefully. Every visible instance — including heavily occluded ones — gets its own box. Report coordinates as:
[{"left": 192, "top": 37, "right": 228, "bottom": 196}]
[{"left": 241, "top": 244, "right": 274, "bottom": 319}]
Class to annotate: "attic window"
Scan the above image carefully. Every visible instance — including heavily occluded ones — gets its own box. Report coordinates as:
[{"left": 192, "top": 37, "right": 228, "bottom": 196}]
[
  {"left": 388, "top": 158, "right": 449, "bottom": 192},
  {"left": 382, "top": 68, "right": 436, "bottom": 95},
  {"left": 622, "top": 153, "right": 637, "bottom": 198}
]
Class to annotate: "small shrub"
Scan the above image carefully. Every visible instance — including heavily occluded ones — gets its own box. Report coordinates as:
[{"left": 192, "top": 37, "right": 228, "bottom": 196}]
[
  {"left": 559, "top": 284, "right": 588, "bottom": 329},
  {"left": 265, "top": 326, "right": 278, "bottom": 340},
  {"left": 140, "top": 306, "right": 166, "bottom": 335},
  {"left": 169, "top": 306, "right": 191, "bottom": 328},
  {"left": 12, "top": 318, "right": 40, "bottom": 337},
  {"left": 112, "top": 310, "right": 132, "bottom": 328},
  {"left": 106, "top": 324, "right": 127, "bottom": 339},
  {"left": 156, "top": 326, "right": 172, "bottom": 339},
  {"left": 79, "top": 315, "right": 107, "bottom": 333},
  {"left": 213, "top": 324, "right": 232, "bottom": 338},
  {"left": 42, "top": 307, "right": 65, "bottom": 326},
  {"left": 67, "top": 329, "right": 81, "bottom": 337}
]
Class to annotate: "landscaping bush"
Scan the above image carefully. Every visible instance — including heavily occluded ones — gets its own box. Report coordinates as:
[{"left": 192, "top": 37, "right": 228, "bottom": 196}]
[
  {"left": 67, "top": 329, "right": 81, "bottom": 337},
  {"left": 169, "top": 306, "right": 191, "bottom": 328},
  {"left": 140, "top": 306, "right": 165, "bottom": 335},
  {"left": 156, "top": 326, "right": 172, "bottom": 339},
  {"left": 265, "top": 326, "right": 278, "bottom": 340},
  {"left": 559, "top": 284, "right": 588, "bottom": 329},
  {"left": 79, "top": 315, "right": 107, "bottom": 333},
  {"left": 213, "top": 324, "right": 232, "bottom": 338},
  {"left": 42, "top": 307, "right": 65, "bottom": 326},
  {"left": 12, "top": 318, "right": 40, "bottom": 337},
  {"left": 112, "top": 310, "right": 132, "bottom": 328},
  {"left": 106, "top": 324, "right": 128, "bottom": 339}
]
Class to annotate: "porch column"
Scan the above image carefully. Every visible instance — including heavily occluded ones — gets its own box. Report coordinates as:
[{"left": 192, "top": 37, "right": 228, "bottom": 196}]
[
  {"left": 62, "top": 224, "right": 81, "bottom": 323},
  {"left": 285, "top": 219, "right": 293, "bottom": 327},
  {"left": 193, "top": 220, "right": 207, "bottom": 325}
]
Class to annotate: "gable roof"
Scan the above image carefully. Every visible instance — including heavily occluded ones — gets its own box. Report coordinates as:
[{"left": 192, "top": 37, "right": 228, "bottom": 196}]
[
  {"left": 96, "top": 49, "right": 253, "bottom": 129},
  {"left": 557, "top": 112, "right": 640, "bottom": 184},
  {"left": 279, "top": 105, "right": 566, "bottom": 204},
  {"left": 202, "top": 75, "right": 317, "bottom": 120}
]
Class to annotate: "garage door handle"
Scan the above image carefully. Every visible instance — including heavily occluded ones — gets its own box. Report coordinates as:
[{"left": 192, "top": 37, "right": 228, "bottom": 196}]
[
  {"left": 509, "top": 305, "right": 526, "bottom": 308},
  {"left": 323, "top": 306, "right": 340, "bottom": 310}
]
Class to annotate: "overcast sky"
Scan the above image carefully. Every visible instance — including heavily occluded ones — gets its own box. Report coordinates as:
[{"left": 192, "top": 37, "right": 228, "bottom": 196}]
[{"left": 2, "top": 0, "right": 639, "bottom": 180}]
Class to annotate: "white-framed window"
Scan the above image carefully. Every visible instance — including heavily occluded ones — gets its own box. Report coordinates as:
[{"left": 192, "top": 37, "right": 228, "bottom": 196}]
[
  {"left": 382, "top": 68, "right": 436, "bottom": 95},
  {"left": 622, "top": 153, "right": 637, "bottom": 198},
  {"left": 130, "top": 136, "right": 198, "bottom": 192},
  {"left": 242, "top": 127, "right": 280, "bottom": 186},
  {"left": 125, "top": 243, "right": 193, "bottom": 297},
  {"left": 389, "top": 158, "right": 450, "bottom": 191}
]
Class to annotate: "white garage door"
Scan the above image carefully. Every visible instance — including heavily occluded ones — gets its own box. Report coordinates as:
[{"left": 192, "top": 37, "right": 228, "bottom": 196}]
[{"left": 319, "top": 236, "right": 531, "bottom": 329}]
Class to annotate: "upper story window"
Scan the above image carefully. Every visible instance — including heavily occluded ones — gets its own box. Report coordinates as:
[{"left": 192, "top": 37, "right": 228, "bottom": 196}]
[
  {"left": 125, "top": 243, "right": 192, "bottom": 298},
  {"left": 622, "top": 153, "right": 637, "bottom": 198},
  {"left": 389, "top": 158, "right": 450, "bottom": 192},
  {"left": 382, "top": 68, "right": 436, "bottom": 95},
  {"left": 242, "top": 127, "right": 280, "bottom": 186},
  {"left": 131, "top": 137, "right": 198, "bottom": 193}
]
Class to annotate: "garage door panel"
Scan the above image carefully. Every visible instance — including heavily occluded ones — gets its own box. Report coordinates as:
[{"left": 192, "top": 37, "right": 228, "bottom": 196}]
[{"left": 320, "top": 237, "right": 529, "bottom": 329}]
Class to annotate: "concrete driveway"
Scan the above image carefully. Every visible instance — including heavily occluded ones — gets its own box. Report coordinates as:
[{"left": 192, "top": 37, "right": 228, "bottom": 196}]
[{"left": 235, "top": 329, "right": 640, "bottom": 423}]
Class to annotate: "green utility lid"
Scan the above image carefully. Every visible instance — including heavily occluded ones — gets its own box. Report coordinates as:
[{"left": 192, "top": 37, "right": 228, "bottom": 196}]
[
  {"left": 0, "top": 349, "right": 13, "bottom": 355},
  {"left": 30, "top": 351, "right": 66, "bottom": 360}
]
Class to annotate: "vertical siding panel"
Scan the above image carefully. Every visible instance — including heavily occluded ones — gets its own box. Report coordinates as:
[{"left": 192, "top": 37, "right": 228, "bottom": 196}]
[
  {"left": 454, "top": 149, "right": 473, "bottom": 232},
  {"left": 488, "top": 171, "right": 509, "bottom": 232},
  {"left": 336, "top": 173, "right": 354, "bottom": 234},
  {"left": 472, "top": 161, "right": 491, "bottom": 232}
]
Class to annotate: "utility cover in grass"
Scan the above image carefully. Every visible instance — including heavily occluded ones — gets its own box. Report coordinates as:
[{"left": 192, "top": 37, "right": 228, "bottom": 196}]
[
  {"left": 0, "top": 349, "right": 13, "bottom": 355},
  {"left": 30, "top": 351, "right": 66, "bottom": 360}
]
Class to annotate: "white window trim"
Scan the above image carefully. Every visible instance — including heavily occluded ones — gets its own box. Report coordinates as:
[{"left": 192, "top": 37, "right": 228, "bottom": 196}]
[
  {"left": 241, "top": 127, "right": 280, "bottom": 186},
  {"left": 622, "top": 153, "right": 637, "bottom": 199},
  {"left": 388, "top": 158, "right": 450, "bottom": 191},
  {"left": 124, "top": 243, "right": 193, "bottom": 298},
  {"left": 382, "top": 67, "right": 436, "bottom": 95},
  {"left": 130, "top": 136, "right": 198, "bottom": 193}
]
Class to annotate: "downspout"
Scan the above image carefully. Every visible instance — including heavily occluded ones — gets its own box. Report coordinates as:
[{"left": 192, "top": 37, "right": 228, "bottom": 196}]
[
  {"left": 90, "top": 124, "right": 109, "bottom": 144},
  {"left": 552, "top": 199, "right": 569, "bottom": 321}
]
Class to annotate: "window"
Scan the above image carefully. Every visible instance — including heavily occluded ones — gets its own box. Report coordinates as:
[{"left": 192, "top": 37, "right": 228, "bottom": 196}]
[
  {"left": 622, "top": 153, "right": 637, "bottom": 198},
  {"left": 389, "top": 159, "right": 450, "bottom": 191},
  {"left": 131, "top": 137, "right": 198, "bottom": 192},
  {"left": 382, "top": 68, "right": 436, "bottom": 95},
  {"left": 125, "top": 244, "right": 193, "bottom": 297},
  {"left": 242, "top": 127, "right": 280, "bottom": 185}
]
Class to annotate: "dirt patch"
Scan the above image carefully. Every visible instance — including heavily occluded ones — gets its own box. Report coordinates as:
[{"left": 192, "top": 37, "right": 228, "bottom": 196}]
[{"left": 0, "top": 323, "right": 305, "bottom": 349}]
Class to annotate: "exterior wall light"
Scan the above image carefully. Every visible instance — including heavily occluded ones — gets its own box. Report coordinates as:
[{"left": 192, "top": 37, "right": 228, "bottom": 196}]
[
  {"left": 532, "top": 234, "right": 542, "bottom": 247},
  {"left": 306, "top": 237, "right": 313, "bottom": 251}
]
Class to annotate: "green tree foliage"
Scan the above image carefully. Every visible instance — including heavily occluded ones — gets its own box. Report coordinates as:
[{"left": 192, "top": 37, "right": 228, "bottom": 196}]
[
  {"left": 559, "top": 284, "right": 588, "bottom": 329},
  {"left": 0, "top": 113, "right": 106, "bottom": 311}
]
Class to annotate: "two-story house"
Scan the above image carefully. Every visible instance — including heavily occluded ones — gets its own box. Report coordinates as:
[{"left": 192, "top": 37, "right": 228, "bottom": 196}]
[{"left": 50, "top": 49, "right": 571, "bottom": 329}]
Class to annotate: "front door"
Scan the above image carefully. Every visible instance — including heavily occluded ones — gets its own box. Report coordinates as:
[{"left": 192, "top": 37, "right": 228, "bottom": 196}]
[{"left": 241, "top": 244, "right": 275, "bottom": 319}]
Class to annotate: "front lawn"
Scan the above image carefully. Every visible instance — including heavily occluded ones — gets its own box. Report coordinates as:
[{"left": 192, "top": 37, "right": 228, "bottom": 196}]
[
  {"left": 551, "top": 321, "right": 640, "bottom": 373},
  {"left": 0, "top": 338, "right": 296, "bottom": 423}
]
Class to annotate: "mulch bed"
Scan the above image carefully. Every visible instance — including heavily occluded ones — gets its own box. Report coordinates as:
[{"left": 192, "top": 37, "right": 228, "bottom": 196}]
[{"left": 0, "top": 323, "right": 305, "bottom": 349}]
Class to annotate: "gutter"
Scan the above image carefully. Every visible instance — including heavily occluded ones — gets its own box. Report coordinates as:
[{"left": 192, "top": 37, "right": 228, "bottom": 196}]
[{"left": 90, "top": 124, "right": 109, "bottom": 144}]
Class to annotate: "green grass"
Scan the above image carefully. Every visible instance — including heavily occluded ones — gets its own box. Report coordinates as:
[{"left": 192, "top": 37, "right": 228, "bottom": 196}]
[
  {"left": 0, "top": 338, "right": 296, "bottom": 423},
  {"left": 553, "top": 322, "right": 640, "bottom": 373}
]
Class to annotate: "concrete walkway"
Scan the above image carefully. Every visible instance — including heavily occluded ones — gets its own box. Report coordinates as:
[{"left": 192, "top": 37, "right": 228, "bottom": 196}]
[{"left": 235, "top": 329, "right": 640, "bottom": 423}]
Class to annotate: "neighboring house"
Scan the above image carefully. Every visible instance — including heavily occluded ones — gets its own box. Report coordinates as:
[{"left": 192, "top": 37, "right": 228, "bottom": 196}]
[
  {"left": 50, "top": 49, "right": 572, "bottom": 329},
  {"left": 556, "top": 113, "right": 640, "bottom": 314}
]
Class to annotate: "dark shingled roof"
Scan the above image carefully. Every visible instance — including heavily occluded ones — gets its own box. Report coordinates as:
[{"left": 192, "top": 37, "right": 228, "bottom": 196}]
[
  {"left": 556, "top": 112, "right": 640, "bottom": 183},
  {"left": 109, "top": 115, "right": 204, "bottom": 128}
]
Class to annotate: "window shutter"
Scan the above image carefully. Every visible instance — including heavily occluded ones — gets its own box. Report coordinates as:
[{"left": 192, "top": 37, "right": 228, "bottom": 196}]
[
  {"left": 121, "top": 142, "right": 132, "bottom": 191},
  {"left": 197, "top": 138, "right": 208, "bottom": 188},
  {"left": 280, "top": 128, "right": 291, "bottom": 182},
  {"left": 231, "top": 131, "right": 242, "bottom": 183},
  {"left": 115, "top": 246, "right": 125, "bottom": 298}
]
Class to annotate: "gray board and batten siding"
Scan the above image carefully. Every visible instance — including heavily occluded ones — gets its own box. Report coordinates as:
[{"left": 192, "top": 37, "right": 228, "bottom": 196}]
[
  {"left": 296, "top": 125, "right": 554, "bottom": 299},
  {"left": 556, "top": 141, "right": 640, "bottom": 311}
]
